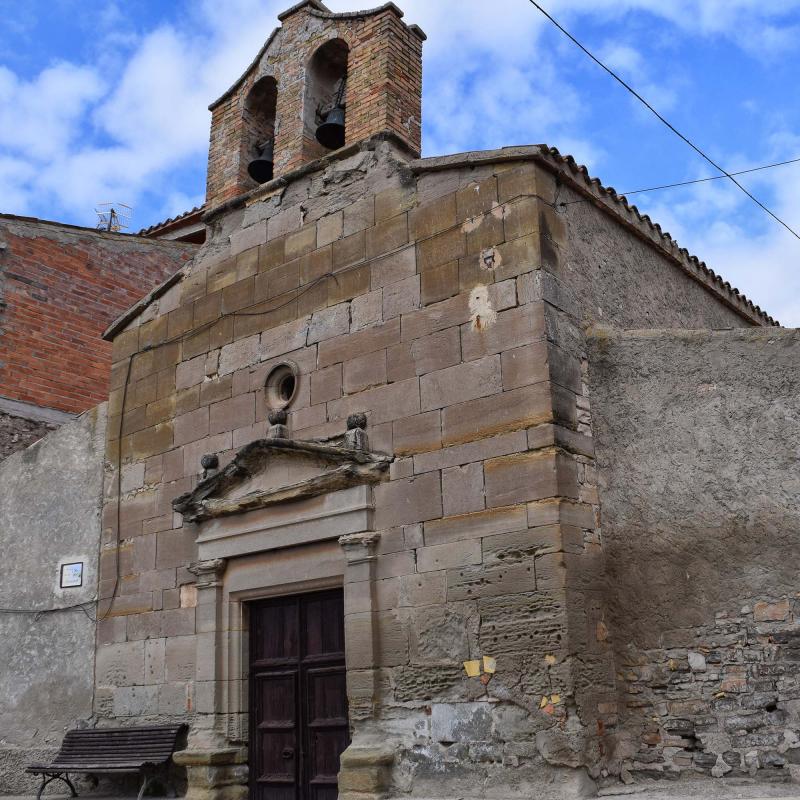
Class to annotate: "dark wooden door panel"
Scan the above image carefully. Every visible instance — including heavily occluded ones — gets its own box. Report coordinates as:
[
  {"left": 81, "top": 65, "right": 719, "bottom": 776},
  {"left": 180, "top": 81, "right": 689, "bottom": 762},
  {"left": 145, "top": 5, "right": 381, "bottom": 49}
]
[
  {"left": 250, "top": 590, "right": 349, "bottom": 800},
  {"left": 251, "top": 597, "right": 299, "bottom": 664},
  {"left": 304, "top": 666, "right": 349, "bottom": 795},
  {"left": 253, "top": 671, "right": 297, "bottom": 792},
  {"left": 302, "top": 593, "right": 345, "bottom": 658}
]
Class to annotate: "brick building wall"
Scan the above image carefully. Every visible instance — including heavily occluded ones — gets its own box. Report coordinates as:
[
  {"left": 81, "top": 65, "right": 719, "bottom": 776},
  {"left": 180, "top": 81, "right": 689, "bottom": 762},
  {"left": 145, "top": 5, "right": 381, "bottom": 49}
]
[
  {"left": 0, "top": 215, "right": 196, "bottom": 457},
  {"left": 97, "top": 136, "right": 767, "bottom": 797},
  {"left": 205, "top": 1, "right": 424, "bottom": 209}
]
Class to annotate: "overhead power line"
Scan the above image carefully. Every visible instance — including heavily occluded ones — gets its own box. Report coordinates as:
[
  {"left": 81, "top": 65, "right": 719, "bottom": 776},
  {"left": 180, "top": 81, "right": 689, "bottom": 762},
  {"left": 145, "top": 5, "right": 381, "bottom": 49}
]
[
  {"left": 561, "top": 156, "right": 800, "bottom": 206},
  {"left": 525, "top": 0, "right": 800, "bottom": 241}
]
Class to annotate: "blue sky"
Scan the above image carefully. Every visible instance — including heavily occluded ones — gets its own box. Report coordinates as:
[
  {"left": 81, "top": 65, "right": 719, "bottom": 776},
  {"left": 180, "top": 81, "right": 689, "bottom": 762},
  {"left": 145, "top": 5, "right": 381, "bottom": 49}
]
[{"left": 1, "top": 0, "right": 799, "bottom": 323}]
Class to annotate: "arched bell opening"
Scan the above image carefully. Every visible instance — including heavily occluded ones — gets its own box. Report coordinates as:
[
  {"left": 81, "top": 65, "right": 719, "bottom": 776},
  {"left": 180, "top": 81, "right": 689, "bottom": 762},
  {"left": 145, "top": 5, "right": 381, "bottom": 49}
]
[
  {"left": 243, "top": 76, "right": 278, "bottom": 185},
  {"left": 303, "top": 38, "right": 350, "bottom": 162}
]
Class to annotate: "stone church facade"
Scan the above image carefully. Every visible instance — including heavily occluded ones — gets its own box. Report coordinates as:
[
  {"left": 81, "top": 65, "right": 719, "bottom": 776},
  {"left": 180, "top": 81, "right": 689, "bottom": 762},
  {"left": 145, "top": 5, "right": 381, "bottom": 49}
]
[{"left": 2, "top": 2, "right": 798, "bottom": 799}]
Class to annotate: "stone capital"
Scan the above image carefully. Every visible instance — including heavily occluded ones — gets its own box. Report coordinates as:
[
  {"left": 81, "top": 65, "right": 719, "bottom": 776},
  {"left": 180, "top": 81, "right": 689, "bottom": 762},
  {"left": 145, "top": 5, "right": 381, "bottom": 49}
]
[
  {"left": 339, "top": 532, "right": 380, "bottom": 564},
  {"left": 188, "top": 558, "right": 228, "bottom": 588}
]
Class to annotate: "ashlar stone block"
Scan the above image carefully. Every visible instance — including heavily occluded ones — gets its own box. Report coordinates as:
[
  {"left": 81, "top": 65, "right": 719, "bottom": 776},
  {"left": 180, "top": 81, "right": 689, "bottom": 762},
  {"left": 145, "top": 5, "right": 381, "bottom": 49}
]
[
  {"left": 417, "top": 538, "right": 482, "bottom": 573},
  {"left": 484, "top": 451, "right": 579, "bottom": 507},
  {"left": 420, "top": 354, "right": 502, "bottom": 412},
  {"left": 442, "top": 462, "right": 485, "bottom": 517},
  {"left": 373, "top": 471, "right": 442, "bottom": 528},
  {"left": 424, "top": 505, "right": 528, "bottom": 547}
]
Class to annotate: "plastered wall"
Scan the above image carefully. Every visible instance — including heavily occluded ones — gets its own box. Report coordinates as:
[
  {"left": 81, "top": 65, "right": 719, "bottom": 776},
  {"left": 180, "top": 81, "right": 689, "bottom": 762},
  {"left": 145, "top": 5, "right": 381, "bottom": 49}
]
[
  {"left": 588, "top": 327, "right": 800, "bottom": 783},
  {"left": 0, "top": 404, "right": 106, "bottom": 793}
]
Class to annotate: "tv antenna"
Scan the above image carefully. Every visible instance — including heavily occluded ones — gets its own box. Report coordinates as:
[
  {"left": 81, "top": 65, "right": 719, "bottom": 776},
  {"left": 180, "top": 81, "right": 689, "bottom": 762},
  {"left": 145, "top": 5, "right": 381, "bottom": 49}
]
[{"left": 95, "top": 203, "right": 132, "bottom": 232}]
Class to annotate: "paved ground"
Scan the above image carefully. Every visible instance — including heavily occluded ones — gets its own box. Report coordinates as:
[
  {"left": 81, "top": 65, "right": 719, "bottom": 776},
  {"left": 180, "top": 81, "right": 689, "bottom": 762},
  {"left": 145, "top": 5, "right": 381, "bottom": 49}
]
[{"left": 6, "top": 786, "right": 800, "bottom": 800}]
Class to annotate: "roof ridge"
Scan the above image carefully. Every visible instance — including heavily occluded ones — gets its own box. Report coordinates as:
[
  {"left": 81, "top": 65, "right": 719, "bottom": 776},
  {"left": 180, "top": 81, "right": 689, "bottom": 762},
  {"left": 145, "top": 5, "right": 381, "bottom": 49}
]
[{"left": 139, "top": 205, "right": 204, "bottom": 235}]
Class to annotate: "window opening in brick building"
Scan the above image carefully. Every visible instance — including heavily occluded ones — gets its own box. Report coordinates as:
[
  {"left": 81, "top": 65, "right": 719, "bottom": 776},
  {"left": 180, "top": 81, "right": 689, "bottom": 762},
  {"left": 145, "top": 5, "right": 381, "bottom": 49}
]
[
  {"left": 245, "top": 76, "right": 278, "bottom": 184},
  {"left": 305, "top": 38, "right": 349, "bottom": 160}
]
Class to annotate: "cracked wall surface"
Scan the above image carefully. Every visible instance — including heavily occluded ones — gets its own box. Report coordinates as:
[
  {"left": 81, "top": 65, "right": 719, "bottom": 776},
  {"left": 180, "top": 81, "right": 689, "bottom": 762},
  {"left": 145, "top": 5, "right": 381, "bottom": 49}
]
[{"left": 588, "top": 328, "right": 800, "bottom": 787}]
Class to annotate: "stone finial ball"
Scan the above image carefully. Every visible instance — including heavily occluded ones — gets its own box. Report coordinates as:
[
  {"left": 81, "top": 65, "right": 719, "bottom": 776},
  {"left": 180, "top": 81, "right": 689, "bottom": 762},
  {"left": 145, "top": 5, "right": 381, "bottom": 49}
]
[
  {"left": 200, "top": 453, "right": 219, "bottom": 470},
  {"left": 347, "top": 412, "right": 367, "bottom": 430},
  {"left": 268, "top": 409, "right": 288, "bottom": 425}
]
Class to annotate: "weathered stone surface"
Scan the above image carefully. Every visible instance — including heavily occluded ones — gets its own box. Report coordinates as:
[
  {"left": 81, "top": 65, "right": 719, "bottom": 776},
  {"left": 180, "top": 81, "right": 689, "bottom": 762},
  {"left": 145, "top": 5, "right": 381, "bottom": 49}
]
[
  {"left": 442, "top": 462, "right": 485, "bottom": 517},
  {"left": 351, "top": 289, "right": 383, "bottom": 331},
  {"left": 417, "top": 539, "right": 482, "bottom": 573},
  {"left": 420, "top": 355, "right": 502, "bottom": 411},
  {"left": 409, "top": 327, "right": 461, "bottom": 376},
  {"left": 374, "top": 471, "right": 443, "bottom": 528},
  {"left": 484, "top": 451, "right": 579, "bottom": 507},
  {"left": 393, "top": 410, "right": 442, "bottom": 456},
  {"left": 409, "top": 603, "right": 479, "bottom": 664},
  {"left": 318, "top": 318, "right": 401, "bottom": 368},
  {"left": 441, "top": 383, "right": 555, "bottom": 447},
  {"left": 327, "top": 377, "right": 421, "bottom": 426},
  {"left": 461, "top": 304, "right": 545, "bottom": 362},
  {"left": 413, "top": 430, "right": 528, "bottom": 474},
  {"left": 431, "top": 702, "right": 493, "bottom": 743},
  {"left": 343, "top": 351, "right": 388, "bottom": 394},
  {"left": 447, "top": 562, "right": 536, "bottom": 601},
  {"left": 383, "top": 274, "right": 420, "bottom": 320},
  {"left": 307, "top": 302, "right": 351, "bottom": 345},
  {"left": 370, "top": 245, "right": 417, "bottom": 290},
  {"left": 424, "top": 505, "right": 528, "bottom": 547}
]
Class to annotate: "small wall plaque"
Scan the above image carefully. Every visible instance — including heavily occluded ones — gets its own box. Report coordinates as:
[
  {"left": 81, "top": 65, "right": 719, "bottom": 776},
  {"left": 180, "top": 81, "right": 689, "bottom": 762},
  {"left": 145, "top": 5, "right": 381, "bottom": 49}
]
[{"left": 60, "top": 562, "right": 84, "bottom": 588}]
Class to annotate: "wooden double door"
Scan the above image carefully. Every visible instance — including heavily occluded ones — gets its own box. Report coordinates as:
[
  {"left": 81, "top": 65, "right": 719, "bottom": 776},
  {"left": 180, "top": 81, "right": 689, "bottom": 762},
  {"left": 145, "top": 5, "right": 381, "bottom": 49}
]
[{"left": 249, "top": 589, "right": 350, "bottom": 800}]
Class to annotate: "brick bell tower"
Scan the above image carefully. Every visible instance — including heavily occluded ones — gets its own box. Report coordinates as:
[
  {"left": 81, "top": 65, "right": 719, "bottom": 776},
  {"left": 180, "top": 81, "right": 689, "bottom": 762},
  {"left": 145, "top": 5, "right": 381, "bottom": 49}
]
[{"left": 205, "top": 0, "right": 425, "bottom": 210}]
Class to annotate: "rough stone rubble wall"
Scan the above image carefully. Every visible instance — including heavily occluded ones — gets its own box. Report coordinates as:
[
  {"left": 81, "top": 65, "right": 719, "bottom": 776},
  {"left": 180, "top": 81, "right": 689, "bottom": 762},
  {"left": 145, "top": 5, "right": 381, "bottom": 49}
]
[
  {"left": 99, "top": 139, "right": 764, "bottom": 798},
  {"left": 0, "top": 409, "right": 58, "bottom": 461},
  {"left": 0, "top": 404, "right": 106, "bottom": 793},
  {"left": 587, "top": 328, "right": 800, "bottom": 785}
]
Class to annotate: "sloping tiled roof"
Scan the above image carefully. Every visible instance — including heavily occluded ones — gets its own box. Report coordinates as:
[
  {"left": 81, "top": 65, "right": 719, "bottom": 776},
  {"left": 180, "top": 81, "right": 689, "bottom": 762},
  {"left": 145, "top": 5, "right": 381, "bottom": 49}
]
[{"left": 138, "top": 206, "right": 204, "bottom": 237}]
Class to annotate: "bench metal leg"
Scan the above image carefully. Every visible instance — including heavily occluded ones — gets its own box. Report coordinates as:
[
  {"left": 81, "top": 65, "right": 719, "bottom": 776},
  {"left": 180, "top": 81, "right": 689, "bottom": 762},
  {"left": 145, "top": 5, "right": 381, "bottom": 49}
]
[
  {"left": 137, "top": 772, "right": 156, "bottom": 800},
  {"left": 36, "top": 773, "right": 78, "bottom": 800}
]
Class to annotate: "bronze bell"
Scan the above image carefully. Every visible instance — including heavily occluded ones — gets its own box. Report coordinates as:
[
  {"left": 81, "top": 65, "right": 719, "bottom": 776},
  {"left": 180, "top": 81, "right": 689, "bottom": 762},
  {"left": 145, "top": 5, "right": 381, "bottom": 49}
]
[
  {"left": 247, "top": 139, "right": 274, "bottom": 184},
  {"left": 315, "top": 104, "right": 346, "bottom": 150}
]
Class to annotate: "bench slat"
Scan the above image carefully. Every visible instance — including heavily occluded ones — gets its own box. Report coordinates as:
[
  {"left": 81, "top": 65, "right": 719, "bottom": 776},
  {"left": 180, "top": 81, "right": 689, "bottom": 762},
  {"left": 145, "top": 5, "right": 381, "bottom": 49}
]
[{"left": 28, "top": 725, "right": 186, "bottom": 775}]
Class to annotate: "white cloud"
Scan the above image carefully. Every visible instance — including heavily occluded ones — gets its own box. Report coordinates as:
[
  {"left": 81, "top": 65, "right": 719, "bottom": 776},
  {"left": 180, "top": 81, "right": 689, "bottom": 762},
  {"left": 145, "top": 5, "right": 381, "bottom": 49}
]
[{"left": 0, "top": 63, "right": 104, "bottom": 160}]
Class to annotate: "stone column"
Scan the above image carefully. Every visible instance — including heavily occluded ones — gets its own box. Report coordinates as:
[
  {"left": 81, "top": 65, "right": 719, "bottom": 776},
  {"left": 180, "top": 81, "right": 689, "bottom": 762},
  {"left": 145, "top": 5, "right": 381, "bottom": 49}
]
[
  {"left": 338, "top": 532, "right": 395, "bottom": 800},
  {"left": 173, "top": 558, "right": 248, "bottom": 800}
]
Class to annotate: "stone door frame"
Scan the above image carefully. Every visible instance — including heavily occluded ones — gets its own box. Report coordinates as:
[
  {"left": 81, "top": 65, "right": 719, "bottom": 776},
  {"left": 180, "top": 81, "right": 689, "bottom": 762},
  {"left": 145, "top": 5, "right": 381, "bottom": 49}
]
[{"left": 176, "top": 487, "right": 392, "bottom": 800}]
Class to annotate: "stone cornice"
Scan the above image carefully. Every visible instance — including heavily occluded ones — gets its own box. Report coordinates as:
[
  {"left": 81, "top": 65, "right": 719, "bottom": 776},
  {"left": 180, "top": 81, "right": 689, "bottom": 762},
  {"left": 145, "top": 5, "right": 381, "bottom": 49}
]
[{"left": 173, "top": 437, "right": 392, "bottom": 523}]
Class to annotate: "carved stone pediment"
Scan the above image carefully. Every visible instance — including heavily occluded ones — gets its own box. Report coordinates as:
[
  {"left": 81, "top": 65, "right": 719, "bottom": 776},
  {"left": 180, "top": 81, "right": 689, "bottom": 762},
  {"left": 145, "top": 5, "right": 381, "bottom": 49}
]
[{"left": 173, "top": 438, "right": 392, "bottom": 523}]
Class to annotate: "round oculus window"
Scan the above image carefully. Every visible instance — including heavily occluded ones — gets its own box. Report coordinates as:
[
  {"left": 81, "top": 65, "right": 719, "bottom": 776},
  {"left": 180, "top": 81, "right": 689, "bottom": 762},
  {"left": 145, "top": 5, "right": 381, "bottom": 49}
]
[{"left": 265, "top": 362, "right": 299, "bottom": 411}]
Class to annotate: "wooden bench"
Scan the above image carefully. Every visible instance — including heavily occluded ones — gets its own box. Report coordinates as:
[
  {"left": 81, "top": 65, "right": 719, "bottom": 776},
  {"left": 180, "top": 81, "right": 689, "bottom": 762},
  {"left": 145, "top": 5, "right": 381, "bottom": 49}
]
[{"left": 26, "top": 725, "right": 186, "bottom": 800}]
